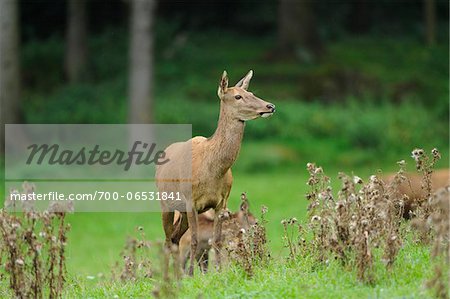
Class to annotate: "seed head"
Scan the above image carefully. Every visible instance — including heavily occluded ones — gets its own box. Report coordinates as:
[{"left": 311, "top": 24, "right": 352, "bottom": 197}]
[
  {"left": 411, "top": 148, "right": 424, "bottom": 160},
  {"left": 431, "top": 148, "right": 441, "bottom": 159},
  {"left": 15, "top": 259, "right": 24, "bottom": 266},
  {"left": 261, "top": 205, "right": 268, "bottom": 215},
  {"left": 397, "top": 160, "right": 406, "bottom": 167},
  {"left": 311, "top": 215, "right": 321, "bottom": 222},
  {"left": 353, "top": 176, "right": 363, "bottom": 184}
]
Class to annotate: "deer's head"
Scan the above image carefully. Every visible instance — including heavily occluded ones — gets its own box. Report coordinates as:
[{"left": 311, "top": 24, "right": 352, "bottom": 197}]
[{"left": 217, "top": 70, "right": 276, "bottom": 122}]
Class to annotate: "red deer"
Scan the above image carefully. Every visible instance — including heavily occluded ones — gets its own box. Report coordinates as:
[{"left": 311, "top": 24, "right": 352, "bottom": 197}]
[
  {"left": 383, "top": 168, "right": 449, "bottom": 218},
  {"left": 156, "top": 71, "right": 275, "bottom": 275},
  {"left": 177, "top": 204, "right": 256, "bottom": 273}
]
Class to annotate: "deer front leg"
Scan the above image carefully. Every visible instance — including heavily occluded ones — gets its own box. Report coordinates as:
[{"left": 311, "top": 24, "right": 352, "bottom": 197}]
[{"left": 186, "top": 206, "right": 198, "bottom": 276}]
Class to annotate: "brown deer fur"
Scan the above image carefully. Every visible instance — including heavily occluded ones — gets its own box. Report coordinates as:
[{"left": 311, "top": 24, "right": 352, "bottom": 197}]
[
  {"left": 156, "top": 70, "right": 275, "bottom": 275},
  {"left": 383, "top": 168, "right": 449, "bottom": 218},
  {"left": 177, "top": 208, "right": 256, "bottom": 273}
]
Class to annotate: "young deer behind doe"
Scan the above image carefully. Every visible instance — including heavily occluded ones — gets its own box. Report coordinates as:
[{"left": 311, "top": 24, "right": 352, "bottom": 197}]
[{"left": 178, "top": 202, "right": 257, "bottom": 273}]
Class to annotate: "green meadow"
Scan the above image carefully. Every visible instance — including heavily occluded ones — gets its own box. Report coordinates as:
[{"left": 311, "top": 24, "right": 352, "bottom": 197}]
[{"left": 1, "top": 26, "right": 448, "bottom": 298}]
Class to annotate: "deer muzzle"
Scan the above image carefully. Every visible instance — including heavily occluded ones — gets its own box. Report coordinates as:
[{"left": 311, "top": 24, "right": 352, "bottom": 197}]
[{"left": 260, "top": 103, "right": 276, "bottom": 118}]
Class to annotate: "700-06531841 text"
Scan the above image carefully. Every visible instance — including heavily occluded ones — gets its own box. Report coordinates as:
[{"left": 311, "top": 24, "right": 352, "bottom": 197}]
[{"left": 9, "top": 191, "right": 182, "bottom": 202}]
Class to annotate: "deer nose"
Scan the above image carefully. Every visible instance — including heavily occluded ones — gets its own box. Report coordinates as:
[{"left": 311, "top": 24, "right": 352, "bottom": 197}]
[{"left": 266, "top": 104, "right": 275, "bottom": 112}]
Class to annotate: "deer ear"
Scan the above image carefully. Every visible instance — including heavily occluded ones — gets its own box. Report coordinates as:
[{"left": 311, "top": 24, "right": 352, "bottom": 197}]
[
  {"left": 217, "top": 70, "right": 229, "bottom": 97},
  {"left": 235, "top": 70, "right": 253, "bottom": 90}
]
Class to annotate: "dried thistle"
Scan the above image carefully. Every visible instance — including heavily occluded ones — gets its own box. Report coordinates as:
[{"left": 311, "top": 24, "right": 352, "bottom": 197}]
[
  {"left": 410, "top": 148, "right": 442, "bottom": 243},
  {"left": 113, "top": 226, "right": 153, "bottom": 282},
  {"left": 282, "top": 217, "right": 303, "bottom": 259},
  {"left": 0, "top": 184, "right": 70, "bottom": 298},
  {"left": 225, "top": 202, "right": 269, "bottom": 277},
  {"left": 425, "top": 186, "right": 449, "bottom": 298},
  {"left": 302, "top": 161, "right": 408, "bottom": 283}
]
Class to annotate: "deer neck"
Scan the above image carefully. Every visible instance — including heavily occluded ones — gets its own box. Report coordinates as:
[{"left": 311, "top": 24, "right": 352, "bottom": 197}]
[{"left": 208, "top": 105, "right": 245, "bottom": 177}]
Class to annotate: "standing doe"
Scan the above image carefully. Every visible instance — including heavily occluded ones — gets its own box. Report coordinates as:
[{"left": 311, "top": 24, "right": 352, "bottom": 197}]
[{"left": 156, "top": 70, "right": 275, "bottom": 275}]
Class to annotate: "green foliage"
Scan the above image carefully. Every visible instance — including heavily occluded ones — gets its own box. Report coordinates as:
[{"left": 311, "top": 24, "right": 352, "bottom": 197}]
[
  {"left": 25, "top": 80, "right": 127, "bottom": 124},
  {"left": 25, "top": 87, "right": 449, "bottom": 170},
  {"left": 21, "top": 29, "right": 448, "bottom": 168},
  {"left": 21, "top": 37, "right": 65, "bottom": 92}
]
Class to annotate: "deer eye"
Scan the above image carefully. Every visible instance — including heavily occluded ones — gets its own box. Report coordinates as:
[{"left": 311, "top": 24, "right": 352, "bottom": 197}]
[{"left": 235, "top": 95, "right": 242, "bottom": 100}]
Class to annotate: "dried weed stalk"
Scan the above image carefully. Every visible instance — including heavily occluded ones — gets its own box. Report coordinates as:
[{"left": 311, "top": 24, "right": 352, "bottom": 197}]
[
  {"left": 112, "top": 226, "right": 153, "bottom": 282},
  {"left": 152, "top": 242, "right": 180, "bottom": 299},
  {"left": 422, "top": 186, "right": 449, "bottom": 298},
  {"left": 281, "top": 217, "right": 304, "bottom": 259},
  {"left": 410, "top": 148, "right": 442, "bottom": 243},
  {"left": 113, "top": 228, "right": 181, "bottom": 298},
  {"left": 225, "top": 197, "right": 269, "bottom": 277},
  {"left": 0, "top": 182, "right": 71, "bottom": 298},
  {"left": 303, "top": 161, "right": 407, "bottom": 283}
]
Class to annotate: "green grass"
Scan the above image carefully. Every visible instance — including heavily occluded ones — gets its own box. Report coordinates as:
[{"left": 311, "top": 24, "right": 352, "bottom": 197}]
[
  {"left": 55, "top": 216, "right": 436, "bottom": 299},
  {"left": 57, "top": 152, "right": 448, "bottom": 276},
  {"left": 1, "top": 163, "right": 441, "bottom": 298},
  {"left": 0, "top": 227, "right": 439, "bottom": 298},
  {"left": 1, "top": 141, "right": 447, "bottom": 297},
  {"left": 60, "top": 170, "right": 307, "bottom": 276},
  {"left": 62, "top": 240, "right": 434, "bottom": 298},
  {"left": 177, "top": 240, "right": 434, "bottom": 299}
]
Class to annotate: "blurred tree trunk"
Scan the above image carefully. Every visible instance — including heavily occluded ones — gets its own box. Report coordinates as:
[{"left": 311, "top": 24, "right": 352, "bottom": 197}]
[
  {"left": 348, "top": 0, "right": 370, "bottom": 34},
  {"left": 65, "top": 0, "right": 88, "bottom": 83},
  {"left": 1, "top": 0, "right": 21, "bottom": 154},
  {"left": 128, "top": 0, "right": 155, "bottom": 124},
  {"left": 277, "top": 0, "right": 322, "bottom": 60},
  {"left": 424, "top": 0, "right": 436, "bottom": 46}
]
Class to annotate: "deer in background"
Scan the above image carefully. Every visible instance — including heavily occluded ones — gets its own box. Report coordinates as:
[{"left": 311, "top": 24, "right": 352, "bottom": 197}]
[
  {"left": 156, "top": 70, "right": 276, "bottom": 275},
  {"left": 383, "top": 168, "right": 449, "bottom": 218}
]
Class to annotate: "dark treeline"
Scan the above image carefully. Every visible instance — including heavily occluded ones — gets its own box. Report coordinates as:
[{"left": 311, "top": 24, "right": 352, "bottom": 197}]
[{"left": 20, "top": 0, "right": 449, "bottom": 41}]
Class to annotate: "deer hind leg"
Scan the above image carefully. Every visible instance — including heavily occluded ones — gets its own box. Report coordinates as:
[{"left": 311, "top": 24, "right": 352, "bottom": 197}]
[
  {"left": 186, "top": 207, "right": 198, "bottom": 276},
  {"left": 197, "top": 249, "right": 209, "bottom": 274},
  {"left": 212, "top": 210, "right": 223, "bottom": 269},
  {"left": 171, "top": 212, "right": 189, "bottom": 245},
  {"left": 180, "top": 245, "right": 190, "bottom": 273},
  {"left": 161, "top": 211, "right": 174, "bottom": 280},
  {"left": 162, "top": 211, "right": 175, "bottom": 247},
  {"left": 165, "top": 211, "right": 188, "bottom": 278}
]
